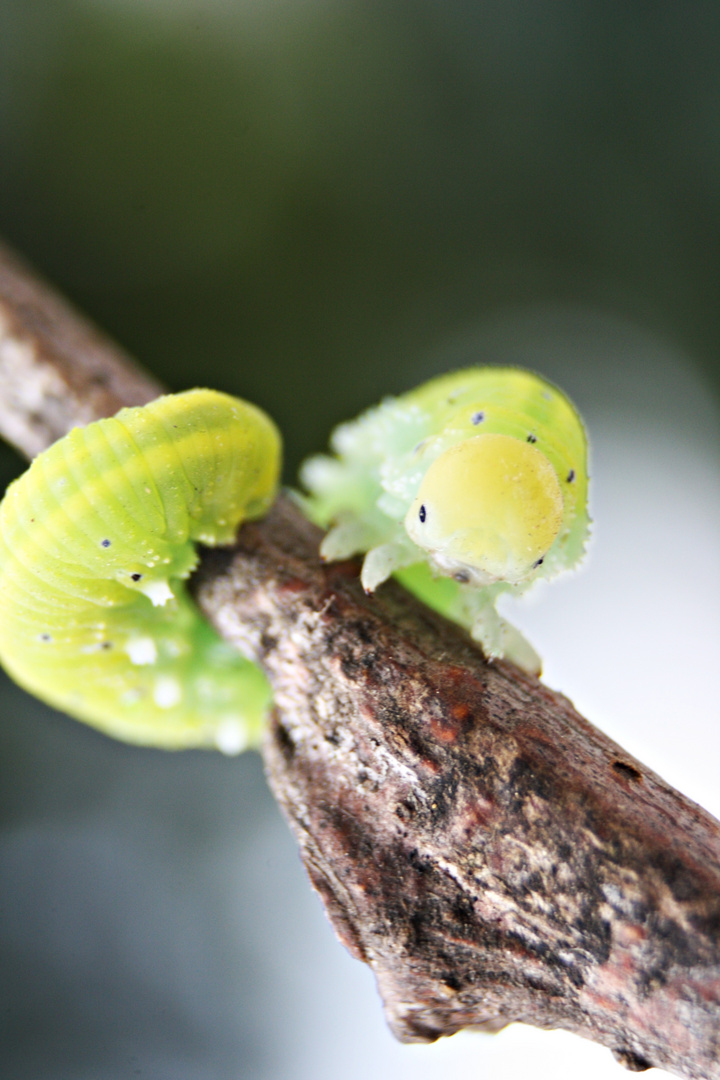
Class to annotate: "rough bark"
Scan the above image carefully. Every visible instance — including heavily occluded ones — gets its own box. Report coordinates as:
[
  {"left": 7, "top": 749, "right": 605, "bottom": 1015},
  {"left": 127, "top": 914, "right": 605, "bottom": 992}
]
[
  {"left": 0, "top": 239, "right": 161, "bottom": 457},
  {"left": 1, "top": 237, "right": 720, "bottom": 1079},
  {"left": 195, "top": 502, "right": 720, "bottom": 1079}
]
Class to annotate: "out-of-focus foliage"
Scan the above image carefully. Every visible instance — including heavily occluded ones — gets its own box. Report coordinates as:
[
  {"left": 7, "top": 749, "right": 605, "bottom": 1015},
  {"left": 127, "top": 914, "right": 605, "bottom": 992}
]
[{"left": 0, "top": 0, "right": 718, "bottom": 473}]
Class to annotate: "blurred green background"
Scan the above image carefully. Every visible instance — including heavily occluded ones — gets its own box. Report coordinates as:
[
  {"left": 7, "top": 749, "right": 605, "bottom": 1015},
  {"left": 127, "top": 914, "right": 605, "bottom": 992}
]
[
  {"left": 1, "top": 0, "right": 719, "bottom": 471},
  {"left": 0, "top": 3, "right": 718, "bottom": 1079}
]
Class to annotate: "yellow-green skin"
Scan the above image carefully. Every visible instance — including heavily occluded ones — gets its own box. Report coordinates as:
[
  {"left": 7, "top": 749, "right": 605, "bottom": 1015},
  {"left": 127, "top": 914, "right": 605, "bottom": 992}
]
[
  {"left": 0, "top": 389, "right": 281, "bottom": 752},
  {"left": 300, "top": 367, "right": 589, "bottom": 673}
]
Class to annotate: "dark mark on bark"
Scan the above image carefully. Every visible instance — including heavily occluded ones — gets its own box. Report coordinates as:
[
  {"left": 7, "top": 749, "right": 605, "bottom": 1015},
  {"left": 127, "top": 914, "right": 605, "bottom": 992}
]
[
  {"left": 613, "top": 1048, "right": 654, "bottom": 1071},
  {"left": 613, "top": 760, "right": 643, "bottom": 783}
]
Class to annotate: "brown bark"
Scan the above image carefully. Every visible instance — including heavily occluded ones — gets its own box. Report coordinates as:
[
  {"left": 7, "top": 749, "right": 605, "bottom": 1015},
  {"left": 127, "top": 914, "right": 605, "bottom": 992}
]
[
  {"left": 0, "top": 239, "right": 162, "bottom": 457},
  {"left": 1, "top": 237, "right": 719, "bottom": 1079}
]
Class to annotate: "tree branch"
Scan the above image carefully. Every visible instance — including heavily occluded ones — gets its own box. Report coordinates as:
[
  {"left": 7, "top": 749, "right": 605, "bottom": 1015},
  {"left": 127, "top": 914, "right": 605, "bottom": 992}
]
[
  {"left": 2, "top": 237, "right": 720, "bottom": 1080},
  {"left": 0, "top": 240, "right": 162, "bottom": 457}
]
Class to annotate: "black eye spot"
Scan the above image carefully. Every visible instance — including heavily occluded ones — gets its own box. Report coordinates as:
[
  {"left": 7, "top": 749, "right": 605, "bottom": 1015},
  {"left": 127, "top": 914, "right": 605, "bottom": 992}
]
[
  {"left": 101, "top": 641, "right": 113, "bottom": 650},
  {"left": 39, "top": 633, "right": 52, "bottom": 643},
  {"left": 471, "top": 411, "right": 485, "bottom": 425},
  {"left": 101, "top": 539, "right": 111, "bottom": 548},
  {"left": 454, "top": 571, "right": 470, "bottom": 583},
  {"left": 418, "top": 505, "right": 427, "bottom": 524},
  {"left": 567, "top": 469, "right": 576, "bottom": 483},
  {"left": 527, "top": 433, "right": 537, "bottom": 444},
  {"left": 532, "top": 557, "right": 545, "bottom": 569},
  {"left": 130, "top": 573, "right": 143, "bottom": 582}
]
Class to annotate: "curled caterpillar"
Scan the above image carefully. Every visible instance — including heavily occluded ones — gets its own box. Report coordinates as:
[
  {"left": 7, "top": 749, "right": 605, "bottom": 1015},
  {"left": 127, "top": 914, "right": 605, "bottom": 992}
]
[
  {"left": 300, "top": 367, "right": 589, "bottom": 674},
  {"left": 0, "top": 389, "right": 281, "bottom": 752}
]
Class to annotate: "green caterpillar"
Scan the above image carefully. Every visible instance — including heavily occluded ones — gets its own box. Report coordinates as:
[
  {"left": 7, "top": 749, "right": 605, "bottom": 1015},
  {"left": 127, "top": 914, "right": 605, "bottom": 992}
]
[
  {"left": 0, "top": 370, "right": 586, "bottom": 752},
  {"left": 0, "top": 389, "right": 281, "bottom": 752},
  {"left": 300, "top": 367, "right": 589, "bottom": 673}
]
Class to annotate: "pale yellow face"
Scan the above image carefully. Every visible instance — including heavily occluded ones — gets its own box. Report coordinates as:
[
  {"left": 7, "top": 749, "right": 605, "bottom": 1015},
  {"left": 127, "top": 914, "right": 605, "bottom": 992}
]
[{"left": 405, "top": 434, "right": 564, "bottom": 586}]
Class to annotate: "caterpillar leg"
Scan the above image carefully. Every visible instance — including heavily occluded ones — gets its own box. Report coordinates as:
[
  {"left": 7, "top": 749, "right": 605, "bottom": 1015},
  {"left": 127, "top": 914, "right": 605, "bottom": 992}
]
[
  {"left": 470, "top": 606, "right": 542, "bottom": 676},
  {"left": 361, "top": 540, "right": 422, "bottom": 593},
  {"left": 320, "top": 519, "right": 383, "bottom": 562}
]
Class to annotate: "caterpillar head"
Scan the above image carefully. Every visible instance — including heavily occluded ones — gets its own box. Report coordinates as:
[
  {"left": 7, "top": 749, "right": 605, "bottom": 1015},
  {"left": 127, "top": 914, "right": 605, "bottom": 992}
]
[{"left": 405, "top": 433, "right": 563, "bottom": 587}]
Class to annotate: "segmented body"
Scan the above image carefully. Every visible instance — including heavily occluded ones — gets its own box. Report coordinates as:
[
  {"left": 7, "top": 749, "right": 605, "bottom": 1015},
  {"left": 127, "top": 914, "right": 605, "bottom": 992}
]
[
  {"left": 0, "top": 389, "right": 281, "bottom": 751},
  {"left": 300, "top": 367, "right": 589, "bottom": 673}
]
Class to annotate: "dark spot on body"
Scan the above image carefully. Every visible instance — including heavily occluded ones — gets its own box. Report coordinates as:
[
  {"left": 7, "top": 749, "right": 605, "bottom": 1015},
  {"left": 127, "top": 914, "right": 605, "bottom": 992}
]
[
  {"left": 567, "top": 469, "right": 575, "bottom": 483},
  {"left": 532, "top": 557, "right": 544, "bottom": 569},
  {"left": 527, "top": 433, "right": 537, "bottom": 443},
  {"left": 471, "top": 411, "right": 485, "bottom": 425},
  {"left": 130, "top": 573, "right": 143, "bottom": 582},
  {"left": 100, "top": 641, "right": 113, "bottom": 650},
  {"left": 612, "top": 760, "right": 642, "bottom": 783},
  {"left": 39, "top": 633, "right": 52, "bottom": 643},
  {"left": 454, "top": 571, "right": 470, "bottom": 583},
  {"left": 101, "top": 539, "right": 111, "bottom": 548},
  {"left": 419, "top": 505, "right": 426, "bottom": 523}
]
